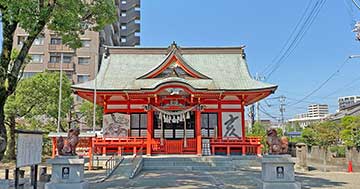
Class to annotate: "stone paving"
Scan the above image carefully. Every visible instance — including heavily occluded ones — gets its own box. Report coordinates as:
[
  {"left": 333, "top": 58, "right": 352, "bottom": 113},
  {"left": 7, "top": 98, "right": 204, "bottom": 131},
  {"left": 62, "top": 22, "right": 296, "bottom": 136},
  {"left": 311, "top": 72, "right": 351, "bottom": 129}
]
[{"left": 85, "top": 168, "right": 360, "bottom": 189}]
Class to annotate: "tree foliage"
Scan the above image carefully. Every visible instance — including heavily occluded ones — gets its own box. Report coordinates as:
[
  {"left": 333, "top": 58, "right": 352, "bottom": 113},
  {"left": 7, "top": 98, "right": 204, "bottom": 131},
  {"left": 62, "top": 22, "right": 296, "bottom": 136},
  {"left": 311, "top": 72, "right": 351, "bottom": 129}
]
[
  {"left": 5, "top": 72, "right": 73, "bottom": 124},
  {"left": 299, "top": 116, "right": 360, "bottom": 148},
  {"left": 339, "top": 116, "right": 360, "bottom": 147},
  {"left": 0, "top": 0, "right": 116, "bottom": 160},
  {"left": 4, "top": 72, "right": 72, "bottom": 159},
  {"left": 79, "top": 100, "right": 103, "bottom": 130}
]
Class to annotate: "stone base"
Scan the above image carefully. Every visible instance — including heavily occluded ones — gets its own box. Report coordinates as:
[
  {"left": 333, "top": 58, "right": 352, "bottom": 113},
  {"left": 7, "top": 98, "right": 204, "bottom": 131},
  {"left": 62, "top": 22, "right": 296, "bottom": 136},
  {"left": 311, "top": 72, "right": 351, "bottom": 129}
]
[
  {"left": 45, "top": 181, "right": 88, "bottom": 189},
  {"left": 0, "top": 179, "right": 9, "bottom": 189},
  {"left": 262, "top": 181, "right": 301, "bottom": 189}
]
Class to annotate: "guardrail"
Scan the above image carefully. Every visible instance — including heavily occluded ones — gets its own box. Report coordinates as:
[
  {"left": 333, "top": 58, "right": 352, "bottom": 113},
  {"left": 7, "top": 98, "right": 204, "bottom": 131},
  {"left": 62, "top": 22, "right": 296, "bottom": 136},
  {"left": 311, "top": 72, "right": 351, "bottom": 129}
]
[
  {"left": 105, "top": 155, "right": 123, "bottom": 177},
  {"left": 129, "top": 147, "right": 143, "bottom": 179}
]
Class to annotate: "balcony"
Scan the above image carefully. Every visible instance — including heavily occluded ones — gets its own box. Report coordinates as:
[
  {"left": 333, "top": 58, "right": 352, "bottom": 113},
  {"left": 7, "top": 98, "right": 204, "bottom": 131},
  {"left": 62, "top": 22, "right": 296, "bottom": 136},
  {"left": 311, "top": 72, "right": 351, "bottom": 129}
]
[
  {"left": 120, "top": 10, "right": 140, "bottom": 23},
  {"left": 47, "top": 62, "right": 75, "bottom": 71},
  {"left": 119, "top": 22, "right": 140, "bottom": 36},
  {"left": 120, "top": 36, "right": 140, "bottom": 46},
  {"left": 48, "top": 44, "right": 75, "bottom": 52},
  {"left": 119, "top": 0, "right": 140, "bottom": 11}
]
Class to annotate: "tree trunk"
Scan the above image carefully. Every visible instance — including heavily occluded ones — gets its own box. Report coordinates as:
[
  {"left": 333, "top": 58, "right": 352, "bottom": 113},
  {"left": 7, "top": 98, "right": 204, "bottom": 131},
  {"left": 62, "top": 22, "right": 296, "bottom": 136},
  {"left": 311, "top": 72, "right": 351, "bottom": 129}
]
[
  {"left": 6, "top": 114, "right": 16, "bottom": 160},
  {"left": 0, "top": 98, "right": 7, "bottom": 161},
  {"left": 0, "top": 14, "right": 18, "bottom": 162}
]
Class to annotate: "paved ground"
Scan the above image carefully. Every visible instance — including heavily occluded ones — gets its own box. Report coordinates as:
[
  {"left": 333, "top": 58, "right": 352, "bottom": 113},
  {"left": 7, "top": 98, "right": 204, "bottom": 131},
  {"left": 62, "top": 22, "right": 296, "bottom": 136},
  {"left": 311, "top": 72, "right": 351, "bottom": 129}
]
[
  {"left": 2, "top": 161, "right": 360, "bottom": 188},
  {"left": 86, "top": 168, "right": 360, "bottom": 189}
]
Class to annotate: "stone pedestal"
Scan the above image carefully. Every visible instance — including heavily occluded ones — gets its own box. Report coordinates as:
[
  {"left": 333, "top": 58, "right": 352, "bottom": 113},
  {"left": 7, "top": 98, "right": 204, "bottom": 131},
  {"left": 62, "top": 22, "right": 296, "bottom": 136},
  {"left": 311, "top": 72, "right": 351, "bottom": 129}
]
[
  {"left": 261, "top": 155, "right": 301, "bottom": 189},
  {"left": 295, "top": 143, "right": 308, "bottom": 171},
  {"left": 0, "top": 179, "right": 9, "bottom": 189},
  {"left": 45, "top": 156, "right": 89, "bottom": 189}
]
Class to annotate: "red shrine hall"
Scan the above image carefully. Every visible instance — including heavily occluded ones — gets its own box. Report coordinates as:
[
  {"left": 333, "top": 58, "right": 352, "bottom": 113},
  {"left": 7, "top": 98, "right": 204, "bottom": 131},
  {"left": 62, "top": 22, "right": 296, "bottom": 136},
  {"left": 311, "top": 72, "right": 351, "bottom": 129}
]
[{"left": 50, "top": 42, "right": 277, "bottom": 169}]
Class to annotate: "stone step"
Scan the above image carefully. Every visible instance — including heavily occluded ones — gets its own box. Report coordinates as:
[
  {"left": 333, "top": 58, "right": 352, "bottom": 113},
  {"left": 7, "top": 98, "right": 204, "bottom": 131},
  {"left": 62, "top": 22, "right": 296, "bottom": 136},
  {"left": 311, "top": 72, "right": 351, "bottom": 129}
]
[{"left": 145, "top": 162, "right": 210, "bottom": 166}]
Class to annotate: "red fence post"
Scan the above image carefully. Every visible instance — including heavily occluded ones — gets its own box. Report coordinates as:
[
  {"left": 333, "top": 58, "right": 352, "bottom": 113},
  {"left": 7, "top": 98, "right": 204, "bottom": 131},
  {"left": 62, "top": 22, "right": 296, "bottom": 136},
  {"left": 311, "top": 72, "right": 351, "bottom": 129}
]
[
  {"left": 195, "top": 109, "right": 202, "bottom": 156},
  {"left": 146, "top": 110, "right": 153, "bottom": 156}
]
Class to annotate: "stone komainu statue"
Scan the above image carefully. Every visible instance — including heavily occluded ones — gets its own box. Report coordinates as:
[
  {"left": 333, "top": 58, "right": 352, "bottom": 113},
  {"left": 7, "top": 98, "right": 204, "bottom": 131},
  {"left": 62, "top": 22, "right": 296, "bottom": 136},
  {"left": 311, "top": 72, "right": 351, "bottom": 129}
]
[
  {"left": 266, "top": 128, "right": 289, "bottom": 155},
  {"left": 56, "top": 128, "right": 80, "bottom": 156}
]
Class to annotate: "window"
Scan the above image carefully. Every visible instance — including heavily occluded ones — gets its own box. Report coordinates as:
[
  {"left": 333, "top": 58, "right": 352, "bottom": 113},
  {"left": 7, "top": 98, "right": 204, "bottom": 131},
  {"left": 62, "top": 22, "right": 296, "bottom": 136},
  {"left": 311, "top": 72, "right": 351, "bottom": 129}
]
[
  {"left": 121, "top": 10, "right": 127, "bottom": 17},
  {"left": 81, "top": 40, "right": 91, "bottom": 47},
  {"left": 17, "top": 36, "right": 26, "bottom": 45},
  {"left": 121, "top": 24, "right": 127, "bottom": 30},
  {"left": 77, "top": 75, "right": 89, "bottom": 83},
  {"left": 22, "top": 72, "right": 37, "bottom": 79},
  {"left": 130, "top": 114, "right": 147, "bottom": 137},
  {"left": 66, "top": 73, "right": 73, "bottom": 80},
  {"left": 78, "top": 57, "right": 90, "bottom": 65},
  {"left": 49, "top": 53, "right": 61, "bottom": 63},
  {"left": 49, "top": 53, "right": 72, "bottom": 63},
  {"left": 62, "top": 53, "right": 73, "bottom": 63},
  {"left": 121, "top": 37, "right": 127, "bottom": 43},
  {"left": 30, "top": 54, "right": 43, "bottom": 63},
  {"left": 201, "top": 113, "right": 217, "bottom": 138},
  {"left": 50, "top": 37, "right": 62, "bottom": 45},
  {"left": 121, "top": 0, "right": 127, "bottom": 4},
  {"left": 33, "top": 35, "right": 45, "bottom": 45}
]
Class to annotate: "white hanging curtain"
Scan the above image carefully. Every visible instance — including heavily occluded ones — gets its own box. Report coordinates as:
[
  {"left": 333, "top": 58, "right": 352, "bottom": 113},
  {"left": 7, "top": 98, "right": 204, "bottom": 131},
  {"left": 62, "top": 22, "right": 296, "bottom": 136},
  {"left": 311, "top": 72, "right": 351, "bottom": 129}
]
[{"left": 151, "top": 105, "right": 199, "bottom": 116}]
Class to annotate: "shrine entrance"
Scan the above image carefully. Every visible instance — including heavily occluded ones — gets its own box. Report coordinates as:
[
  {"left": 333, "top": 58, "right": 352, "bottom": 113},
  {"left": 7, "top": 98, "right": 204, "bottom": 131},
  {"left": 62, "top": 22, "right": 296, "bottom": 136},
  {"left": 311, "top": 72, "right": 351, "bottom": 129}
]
[{"left": 152, "top": 109, "right": 197, "bottom": 154}]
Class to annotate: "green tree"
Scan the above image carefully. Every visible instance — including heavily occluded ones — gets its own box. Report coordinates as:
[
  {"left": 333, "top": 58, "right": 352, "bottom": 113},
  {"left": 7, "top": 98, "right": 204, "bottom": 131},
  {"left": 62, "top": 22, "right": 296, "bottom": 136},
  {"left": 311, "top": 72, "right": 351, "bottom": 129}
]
[
  {"left": 301, "top": 127, "right": 318, "bottom": 147},
  {"left": 4, "top": 72, "right": 72, "bottom": 159},
  {"left": 339, "top": 116, "right": 360, "bottom": 148},
  {"left": 78, "top": 101, "right": 103, "bottom": 130},
  {"left": 0, "top": 0, "right": 116, "bottom": 160},
  {"left": 285, "top": 122, "right": 303, "bottom": 133}
]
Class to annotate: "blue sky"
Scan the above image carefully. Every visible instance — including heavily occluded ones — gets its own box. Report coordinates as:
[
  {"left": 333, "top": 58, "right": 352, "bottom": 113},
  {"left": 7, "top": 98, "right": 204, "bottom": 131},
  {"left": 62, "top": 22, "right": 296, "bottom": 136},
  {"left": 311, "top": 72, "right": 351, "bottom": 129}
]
[
  {"left": 141, "top": 0, "right": 360, "bottom": 121},
  {"left": 1, "top": 1, "right": 359, "bottom": 122}
]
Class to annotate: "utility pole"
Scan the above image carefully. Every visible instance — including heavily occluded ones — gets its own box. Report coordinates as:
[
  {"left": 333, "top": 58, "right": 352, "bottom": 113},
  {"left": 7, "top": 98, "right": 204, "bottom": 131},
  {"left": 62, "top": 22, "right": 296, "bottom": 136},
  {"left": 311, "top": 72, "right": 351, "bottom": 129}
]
[{"left": 279, "top": 95, "right": 286, "bottom": 133}]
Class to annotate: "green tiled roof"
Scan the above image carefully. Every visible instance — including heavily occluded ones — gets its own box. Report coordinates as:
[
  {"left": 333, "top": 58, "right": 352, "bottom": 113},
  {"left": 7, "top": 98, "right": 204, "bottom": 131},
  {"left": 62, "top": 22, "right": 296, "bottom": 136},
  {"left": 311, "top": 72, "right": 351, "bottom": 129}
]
[{"left": 72, "top": 46, "right": 277, "bottom": 92}]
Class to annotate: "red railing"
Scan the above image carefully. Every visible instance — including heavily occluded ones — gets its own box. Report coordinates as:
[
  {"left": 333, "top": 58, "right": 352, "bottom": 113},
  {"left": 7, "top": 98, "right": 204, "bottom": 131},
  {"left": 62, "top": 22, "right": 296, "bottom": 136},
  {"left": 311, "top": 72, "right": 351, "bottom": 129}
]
[
  {"left": 151, "top": 138, "right": 197, "bottom": 154},
  {"left": 93, "top": 137, "right": 147, "bottom": 155},
  {"left": 210, "top": 137, "right": 262, "bottom": 155}
]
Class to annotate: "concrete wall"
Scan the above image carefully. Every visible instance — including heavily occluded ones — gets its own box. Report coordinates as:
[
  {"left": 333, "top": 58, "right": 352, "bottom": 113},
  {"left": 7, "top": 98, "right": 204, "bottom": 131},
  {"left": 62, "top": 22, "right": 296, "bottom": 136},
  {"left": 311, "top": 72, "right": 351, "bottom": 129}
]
[{"left": 307, "top": 146, "right": 360, "bottom": 171}]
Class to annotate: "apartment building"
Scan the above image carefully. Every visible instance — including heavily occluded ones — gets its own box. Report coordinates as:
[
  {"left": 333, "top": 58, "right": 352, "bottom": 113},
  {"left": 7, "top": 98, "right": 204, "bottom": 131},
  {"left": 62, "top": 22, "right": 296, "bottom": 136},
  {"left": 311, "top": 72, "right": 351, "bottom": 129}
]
[
  {"left": 289, "top": 104, "right": 329, "bottom": 128},
  {"left": 307, "top": 104, "right": 329, "bottom": 118},
  {"left": 14, "top": 0, "right": 141, "bottom": 85},
  {"left": 338, "top": 95, "right": 360, "bottom": 111},
  {"left": 14, "top": 29, "right": 100, "bottom": 84}
]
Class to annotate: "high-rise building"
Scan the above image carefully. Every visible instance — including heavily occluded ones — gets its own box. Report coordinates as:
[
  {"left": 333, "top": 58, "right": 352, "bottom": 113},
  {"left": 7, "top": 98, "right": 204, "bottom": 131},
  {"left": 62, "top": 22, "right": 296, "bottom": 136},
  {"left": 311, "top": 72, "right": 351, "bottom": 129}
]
[
  {"left": 289, "top": 104, "right": 329, "bottom": 128},
  {"left": 307, "top": 104, "right": 329, "bottom": 118},
  {"left": 338, "top": 95, "right": 360, "bottom": 111},
  {"left": 100, "top": 0, "right": 140, "bottom": 46},
  {"left": 13, "top": 0, "right": 141, "bottom": 86}
]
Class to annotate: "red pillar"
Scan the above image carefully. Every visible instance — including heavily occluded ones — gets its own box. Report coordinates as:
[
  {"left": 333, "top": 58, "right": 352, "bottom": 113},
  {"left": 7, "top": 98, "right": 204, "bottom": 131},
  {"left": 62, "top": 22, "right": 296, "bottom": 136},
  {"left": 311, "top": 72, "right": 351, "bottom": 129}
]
[
  {"left": 146, "top": 110, "right": 153, "bottom": 156},
  {"left": 195, "top": 110, "right": 202, "bottom": 156},
  {"left": 241, "top": 100, "right": 246, "bottom": 156},
  {"left": 217, "top": 101, "right": 222, "bottom": 138}
]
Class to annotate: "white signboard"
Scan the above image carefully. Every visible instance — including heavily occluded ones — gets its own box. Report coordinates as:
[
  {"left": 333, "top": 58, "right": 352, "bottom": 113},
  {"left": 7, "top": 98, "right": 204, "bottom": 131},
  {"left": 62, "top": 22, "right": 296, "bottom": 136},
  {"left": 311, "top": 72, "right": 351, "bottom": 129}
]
[
  {"left": 103, "top": 113, "right": 130, "bottom": 137},
  {"left": 16, "top": 133, "right": 43, "bottom": 168},
  {"left": 222, "top": 112, "right": 242, "bottom": 139}
]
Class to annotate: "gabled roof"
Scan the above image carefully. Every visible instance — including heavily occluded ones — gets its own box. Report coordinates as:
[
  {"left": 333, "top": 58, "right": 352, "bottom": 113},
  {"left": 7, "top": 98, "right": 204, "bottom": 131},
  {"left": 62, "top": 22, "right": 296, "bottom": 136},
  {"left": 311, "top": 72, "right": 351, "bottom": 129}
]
[
  {"left": 137, "top": 43, "right": 211, "bottom": 79},
  {"left": 72, "top": 43, "right": 277, "bottom": 92}
]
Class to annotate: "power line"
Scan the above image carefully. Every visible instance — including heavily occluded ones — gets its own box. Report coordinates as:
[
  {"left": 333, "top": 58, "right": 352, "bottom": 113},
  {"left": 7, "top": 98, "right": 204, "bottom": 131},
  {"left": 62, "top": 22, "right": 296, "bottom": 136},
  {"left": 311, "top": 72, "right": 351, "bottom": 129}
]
[
  {"left": 351, "top": 0, "right": 360, "bottom": 10},
  {"left": 322, "top": 75, "right": 360, "bottom": 98},
  {"left": 264, "top": 0, "right": 327, "bottom": 80},
  {"left": 288, "top": 57, "right": 351, "bottom": 106},
  {"left": 260, "top": 0, "right": 314, "bottom": 75},
  {"left": 259, "top": 104, "right": 278, "bottom": 121}
]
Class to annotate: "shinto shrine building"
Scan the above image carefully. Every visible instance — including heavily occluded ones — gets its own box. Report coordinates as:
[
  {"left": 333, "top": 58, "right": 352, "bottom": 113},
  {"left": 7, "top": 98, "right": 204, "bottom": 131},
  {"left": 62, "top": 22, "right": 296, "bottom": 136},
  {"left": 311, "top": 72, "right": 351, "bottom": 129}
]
[{"left": 53, "top": 42, "right": 277, "bottom": 166}]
